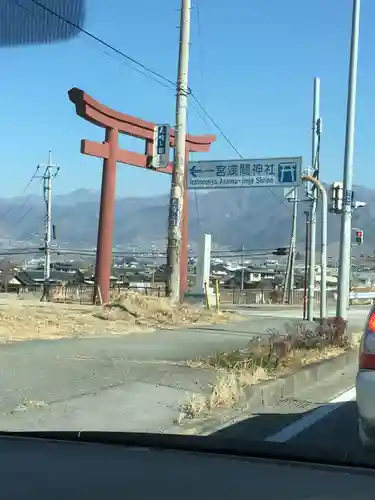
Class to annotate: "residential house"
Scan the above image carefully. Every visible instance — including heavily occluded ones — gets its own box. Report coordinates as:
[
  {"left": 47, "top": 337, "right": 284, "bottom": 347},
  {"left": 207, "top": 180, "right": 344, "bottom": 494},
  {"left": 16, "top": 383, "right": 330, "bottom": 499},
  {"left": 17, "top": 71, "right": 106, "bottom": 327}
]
[
  {"left": 17, "top": 269, "right": 86, "bottom": 287},
  {"left": 223, "top": 267, "right": 278, "bottom": 289},
  {"left": 0, "top": 260, "right": 23, "bottom": 292}
]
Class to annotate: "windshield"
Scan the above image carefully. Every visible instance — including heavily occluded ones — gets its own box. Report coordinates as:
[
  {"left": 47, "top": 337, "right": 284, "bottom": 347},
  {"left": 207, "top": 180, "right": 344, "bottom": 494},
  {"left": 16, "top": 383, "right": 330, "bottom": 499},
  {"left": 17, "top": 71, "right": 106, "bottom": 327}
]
[{"left": 0, "top": 0, "right": 371, "bottom": 467}]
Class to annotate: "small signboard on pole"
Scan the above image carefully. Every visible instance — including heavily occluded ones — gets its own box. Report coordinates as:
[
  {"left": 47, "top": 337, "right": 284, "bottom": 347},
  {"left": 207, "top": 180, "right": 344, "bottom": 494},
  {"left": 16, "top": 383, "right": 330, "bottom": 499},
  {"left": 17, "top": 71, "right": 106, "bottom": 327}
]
[
  {"left": 152, "top": 124, "right": 170, "bottom": 169},
  {"left": 284, "top": 187, "right": 296, "bottom": 201}
]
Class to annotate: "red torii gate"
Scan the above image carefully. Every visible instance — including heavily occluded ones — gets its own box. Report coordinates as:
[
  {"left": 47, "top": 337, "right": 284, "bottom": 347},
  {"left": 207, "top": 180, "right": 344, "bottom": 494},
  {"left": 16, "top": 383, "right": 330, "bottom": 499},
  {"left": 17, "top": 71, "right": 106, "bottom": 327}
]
[{"left": 68, "top": 88, "right": 216, "bottom": 304}]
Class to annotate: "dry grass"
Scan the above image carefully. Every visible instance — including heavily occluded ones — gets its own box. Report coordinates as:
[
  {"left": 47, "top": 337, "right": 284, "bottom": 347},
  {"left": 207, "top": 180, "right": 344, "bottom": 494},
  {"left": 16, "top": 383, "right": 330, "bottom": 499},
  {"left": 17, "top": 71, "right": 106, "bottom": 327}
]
[
  {"left": 97, "top": 291, "right": 241, "bottom": 328},
  {"left": 0, "top": 292, "right": 242, "bottom": 343},
  {"left": 180, "top": 319, "right": 360, "bottom": 421}
]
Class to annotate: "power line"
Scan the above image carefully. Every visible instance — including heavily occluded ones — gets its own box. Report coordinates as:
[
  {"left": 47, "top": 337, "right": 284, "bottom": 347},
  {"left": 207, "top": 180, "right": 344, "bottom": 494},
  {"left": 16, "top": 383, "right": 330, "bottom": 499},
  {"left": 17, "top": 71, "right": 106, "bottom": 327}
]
[
  {"left": 27, "top": 0, "right": 176, "bottom": 90},
  {"left": 190, "top": 93, "right": 290, "bottom": 209},
  {"left": 194, "top": 0, "right": 209, "bottom": 126},
  {"left": 190, "top": 93, "right": 243, "bottom": 158},
  {"left": 11, "top": 206, "right": 34, "bottom": 231},
  {"left": 189, "top": 3, "right": 288, "bottom": 210},
  {"left": 26, "top": 0, "right": 289, "bottom": 211},
  {"left": 0, "top": 165, "right": 40, "bottom": 219}
]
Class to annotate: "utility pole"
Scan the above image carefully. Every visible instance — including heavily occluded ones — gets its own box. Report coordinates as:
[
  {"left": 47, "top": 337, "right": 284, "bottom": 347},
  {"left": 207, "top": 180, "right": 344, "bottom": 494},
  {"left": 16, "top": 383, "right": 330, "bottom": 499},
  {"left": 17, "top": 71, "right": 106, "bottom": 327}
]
[
  {"left": 302, "top": 175, "right": 328, "bottom": 323},
  {"left": 39, "top": 151, "right": 59, "bottom": 302},
  {"left": 166, "top": 0, "right": 191, "bottom": 303},
  {"left": 283, "top": 190, "right": 298, "bottom": 304},
  {"left": 337, "top": 0, "right": 361, "bottom": 320},
  {"left": 288, "top": 195, "right": 298, "bottom": 304},
  {"left": 283, "top": 240, "right": 292, "bottom": 304},
  {"left": 307, "top": 77, "right": 321, "bottom": 321}
]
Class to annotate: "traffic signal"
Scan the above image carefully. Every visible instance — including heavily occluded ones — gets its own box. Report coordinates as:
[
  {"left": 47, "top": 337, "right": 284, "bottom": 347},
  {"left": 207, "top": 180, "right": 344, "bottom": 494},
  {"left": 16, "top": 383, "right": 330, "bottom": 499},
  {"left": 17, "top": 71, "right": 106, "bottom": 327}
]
[
  {"left": 355, "top": 230, "right": 364, "bottom": 245},
  {"left": 272, "top": 247, "right": 288, "bottom": 256}
]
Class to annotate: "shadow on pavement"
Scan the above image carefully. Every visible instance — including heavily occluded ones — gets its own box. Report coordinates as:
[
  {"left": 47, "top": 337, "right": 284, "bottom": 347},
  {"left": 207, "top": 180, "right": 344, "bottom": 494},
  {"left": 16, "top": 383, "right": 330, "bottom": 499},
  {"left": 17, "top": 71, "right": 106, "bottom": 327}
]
[
  {"left": 214, "top": 407, "right": 312, "bottom": 441},
  {"left": 205, "top": 400, "right": 375, "bottom": 468},
  {"left": 213, "top": 401, "right": 362, "bottom": 454}
]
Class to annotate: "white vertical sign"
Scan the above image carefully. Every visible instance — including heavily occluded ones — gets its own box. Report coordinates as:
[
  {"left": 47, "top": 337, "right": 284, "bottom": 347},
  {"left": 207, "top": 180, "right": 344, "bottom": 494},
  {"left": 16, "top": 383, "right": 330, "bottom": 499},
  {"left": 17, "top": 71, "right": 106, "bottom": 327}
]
[
  {"left": 284, "top": 187, "right": 296, "bottom": 200},
  {"left": 152, "top": 124, "right": 170, "bottom": 169},
  {"left": 303, "top": 166, "right": 314, "bottom": 198}
]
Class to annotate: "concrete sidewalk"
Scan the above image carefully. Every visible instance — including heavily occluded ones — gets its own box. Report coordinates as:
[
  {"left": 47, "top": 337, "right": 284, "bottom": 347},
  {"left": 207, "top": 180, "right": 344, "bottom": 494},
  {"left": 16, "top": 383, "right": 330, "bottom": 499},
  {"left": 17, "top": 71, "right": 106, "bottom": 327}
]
[{"left": 0, "top": 311, "right": 364, "bottom": 433}]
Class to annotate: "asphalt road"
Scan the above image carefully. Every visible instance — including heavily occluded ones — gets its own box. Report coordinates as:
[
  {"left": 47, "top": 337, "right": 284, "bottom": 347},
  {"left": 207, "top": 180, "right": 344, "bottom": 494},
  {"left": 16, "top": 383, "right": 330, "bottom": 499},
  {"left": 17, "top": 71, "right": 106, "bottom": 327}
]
[
  {"left": 214, "top": 359, "right": 364, "bottom": 457},
  {"left": 0, "top": 315, "right": 293, "bottom": 432},
  {"left": 0, "top": 304, "right": 369, "bottom": 462}
]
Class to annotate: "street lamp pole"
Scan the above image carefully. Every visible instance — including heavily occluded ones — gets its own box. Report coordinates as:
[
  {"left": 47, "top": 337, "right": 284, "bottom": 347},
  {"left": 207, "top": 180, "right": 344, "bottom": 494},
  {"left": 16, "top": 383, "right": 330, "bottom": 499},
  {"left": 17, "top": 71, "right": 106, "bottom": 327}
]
[{"left": 337, "top": 0, "right": 361, "bottom": 320}]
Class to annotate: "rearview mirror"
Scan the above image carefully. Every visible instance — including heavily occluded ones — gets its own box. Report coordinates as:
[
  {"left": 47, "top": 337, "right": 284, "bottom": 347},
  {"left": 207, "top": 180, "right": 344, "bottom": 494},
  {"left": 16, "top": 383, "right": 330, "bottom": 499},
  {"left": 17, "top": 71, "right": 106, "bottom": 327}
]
[{"left": 0, "top": 0, "right": 85, "bottom": 46}]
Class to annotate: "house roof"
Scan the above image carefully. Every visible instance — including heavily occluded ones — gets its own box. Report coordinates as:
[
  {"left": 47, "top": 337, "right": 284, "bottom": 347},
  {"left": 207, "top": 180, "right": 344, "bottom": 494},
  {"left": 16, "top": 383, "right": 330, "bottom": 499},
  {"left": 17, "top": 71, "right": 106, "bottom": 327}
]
[
  {"left": 15, "top": 271, "right": 36, "bottom": 287},
  {"left": 0, "top": 260, "right": 17, "bottom": 273},
  {"left": 18, "top": 270, "right": 82, "bottom": 284}
]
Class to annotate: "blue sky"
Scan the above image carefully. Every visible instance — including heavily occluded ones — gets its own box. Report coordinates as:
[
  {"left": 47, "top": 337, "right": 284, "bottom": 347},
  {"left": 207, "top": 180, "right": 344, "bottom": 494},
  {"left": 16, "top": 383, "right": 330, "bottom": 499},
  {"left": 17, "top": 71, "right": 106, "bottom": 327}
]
[{"left": 1, "top": 0, "right": 374, "bottom": 199}]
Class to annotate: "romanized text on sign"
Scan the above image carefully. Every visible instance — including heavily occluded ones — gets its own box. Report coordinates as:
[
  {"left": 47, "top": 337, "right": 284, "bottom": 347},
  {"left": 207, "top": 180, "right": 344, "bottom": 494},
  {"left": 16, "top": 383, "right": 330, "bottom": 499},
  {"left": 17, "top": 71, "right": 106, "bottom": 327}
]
[{"left": 187, "top": 157, "right": 302, "bottom": 190}]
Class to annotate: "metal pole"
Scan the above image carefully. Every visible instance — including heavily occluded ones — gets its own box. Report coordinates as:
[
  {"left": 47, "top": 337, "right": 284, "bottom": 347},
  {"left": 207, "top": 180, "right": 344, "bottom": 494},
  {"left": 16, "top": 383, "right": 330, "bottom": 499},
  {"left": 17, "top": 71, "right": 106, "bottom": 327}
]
[
  {"left": 320, "top": 185, "right": 328, "bottom": 321},
  {"left": 289, "top": 196, "right": 298, "bottom": 304},
  {"left": 240, "top": 244, "right": 245, "bottom": 291},
  {"left": 282, "top": 246, "right": 292, "bottom": 303},
  {"left": 349, "top": 243, "right": 352, "bottom": 307},
  {"left": 307, "top": 77, "right": 320, "bottom": 321},
  {"left": 349, "top": 227, "right": 361, "bottom": 307},
  {"left": 42, "top": 151, "right": 53, "bottom": 300},
  {"left": 44, "top": 153, "right": 52, "bottom": 282},
  {"left": 337, "top": 0, "right": 360, "bottom": 320},
  {"left": 303, "top": 210, "right": 310, "bottom": 320},
  {"left": 166, "top": 0, "right": 191, "bottom": 303},
  {"left": 303, "top": 175, "right": 327, "bottom": 323},
  {"left": 38, "top": 151, "right": 59, "bottom": 302}
]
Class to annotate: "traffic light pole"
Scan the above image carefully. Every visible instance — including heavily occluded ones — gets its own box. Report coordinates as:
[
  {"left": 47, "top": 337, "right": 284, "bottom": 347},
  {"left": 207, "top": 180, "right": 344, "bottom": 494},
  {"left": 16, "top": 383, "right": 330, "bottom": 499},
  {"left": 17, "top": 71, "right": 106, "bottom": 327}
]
[
  {"left": 350, "top": 227, "right": 363, "bottom": 307},
  {"left": 349, "top": 242, "right": 353, "bottom": 306},
  {"left": 289, "top": 196, "right": 298, "bottom": 304},
  {"left": 283, "top": 196, "right": 298, "bottom": 304},
  {"left": 302, "top": 175, "right": 327, "bottom": 322},
  {"left": 303, "top": 210, "right": 310, "bottom": 320},
  {"left": 282, "top": 246, "right": 292, "bottom": 304}
]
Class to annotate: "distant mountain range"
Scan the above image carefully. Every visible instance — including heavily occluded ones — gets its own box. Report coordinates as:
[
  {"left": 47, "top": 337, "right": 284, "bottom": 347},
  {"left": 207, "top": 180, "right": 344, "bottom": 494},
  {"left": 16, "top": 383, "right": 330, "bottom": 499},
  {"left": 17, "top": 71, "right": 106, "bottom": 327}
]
[{"left": 0, "top": 184, "right": 374, "bottom": 255}]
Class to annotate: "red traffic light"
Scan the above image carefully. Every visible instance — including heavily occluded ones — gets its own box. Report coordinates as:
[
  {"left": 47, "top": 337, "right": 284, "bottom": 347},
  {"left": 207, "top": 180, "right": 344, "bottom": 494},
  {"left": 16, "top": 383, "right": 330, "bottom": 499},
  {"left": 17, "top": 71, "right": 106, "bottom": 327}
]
[{"left": 356, "top": 231, "right": 362, "bottom": 236}]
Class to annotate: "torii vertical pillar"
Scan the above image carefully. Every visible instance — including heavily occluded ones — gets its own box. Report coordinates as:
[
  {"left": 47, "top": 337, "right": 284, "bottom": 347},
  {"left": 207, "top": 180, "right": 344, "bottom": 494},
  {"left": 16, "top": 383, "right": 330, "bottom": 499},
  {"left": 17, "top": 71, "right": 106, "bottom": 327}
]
[{"left": 68, "top": 88, "right": 216, "bottom": 304}]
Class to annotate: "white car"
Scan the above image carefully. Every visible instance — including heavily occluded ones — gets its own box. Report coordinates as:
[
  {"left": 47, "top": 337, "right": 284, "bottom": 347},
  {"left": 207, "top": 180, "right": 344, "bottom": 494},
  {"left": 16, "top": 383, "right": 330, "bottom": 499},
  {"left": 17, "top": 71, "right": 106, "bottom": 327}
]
[{"left": 356, "top": 306, "right": 375, "bottom": 449}]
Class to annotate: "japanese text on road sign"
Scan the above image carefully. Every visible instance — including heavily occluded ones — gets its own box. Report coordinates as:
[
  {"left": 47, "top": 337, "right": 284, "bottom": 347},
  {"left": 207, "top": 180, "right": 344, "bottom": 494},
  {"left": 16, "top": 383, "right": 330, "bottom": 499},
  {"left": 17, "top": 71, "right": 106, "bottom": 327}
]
[
  {"left": 152, "top": 124, "right": 170, "bottom": 169},
  {"left": 187, "top": 157, "right": 302, "bottom": 190}
]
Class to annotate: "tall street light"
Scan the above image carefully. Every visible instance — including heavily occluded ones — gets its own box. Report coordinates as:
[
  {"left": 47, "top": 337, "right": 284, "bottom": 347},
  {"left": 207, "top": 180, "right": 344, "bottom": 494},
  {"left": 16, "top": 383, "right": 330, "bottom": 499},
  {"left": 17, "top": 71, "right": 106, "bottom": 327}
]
[{"left": 337, "top": 0, "right": 361, "bottom": 320}]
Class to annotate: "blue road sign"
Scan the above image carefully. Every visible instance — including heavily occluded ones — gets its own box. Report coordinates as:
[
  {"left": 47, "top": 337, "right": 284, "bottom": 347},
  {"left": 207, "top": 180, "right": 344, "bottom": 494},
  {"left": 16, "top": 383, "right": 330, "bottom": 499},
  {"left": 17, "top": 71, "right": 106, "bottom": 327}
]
[{"left": 187, "top": 157, "right": 302, "bottom": 190}]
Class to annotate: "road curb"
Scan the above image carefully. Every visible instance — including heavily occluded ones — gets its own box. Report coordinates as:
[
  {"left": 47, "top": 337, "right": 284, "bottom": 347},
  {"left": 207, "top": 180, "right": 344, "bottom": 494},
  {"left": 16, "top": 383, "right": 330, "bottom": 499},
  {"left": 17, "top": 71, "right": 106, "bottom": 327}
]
[{"left": 179, "top": 348, "right": 358, "bottom": 436}]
